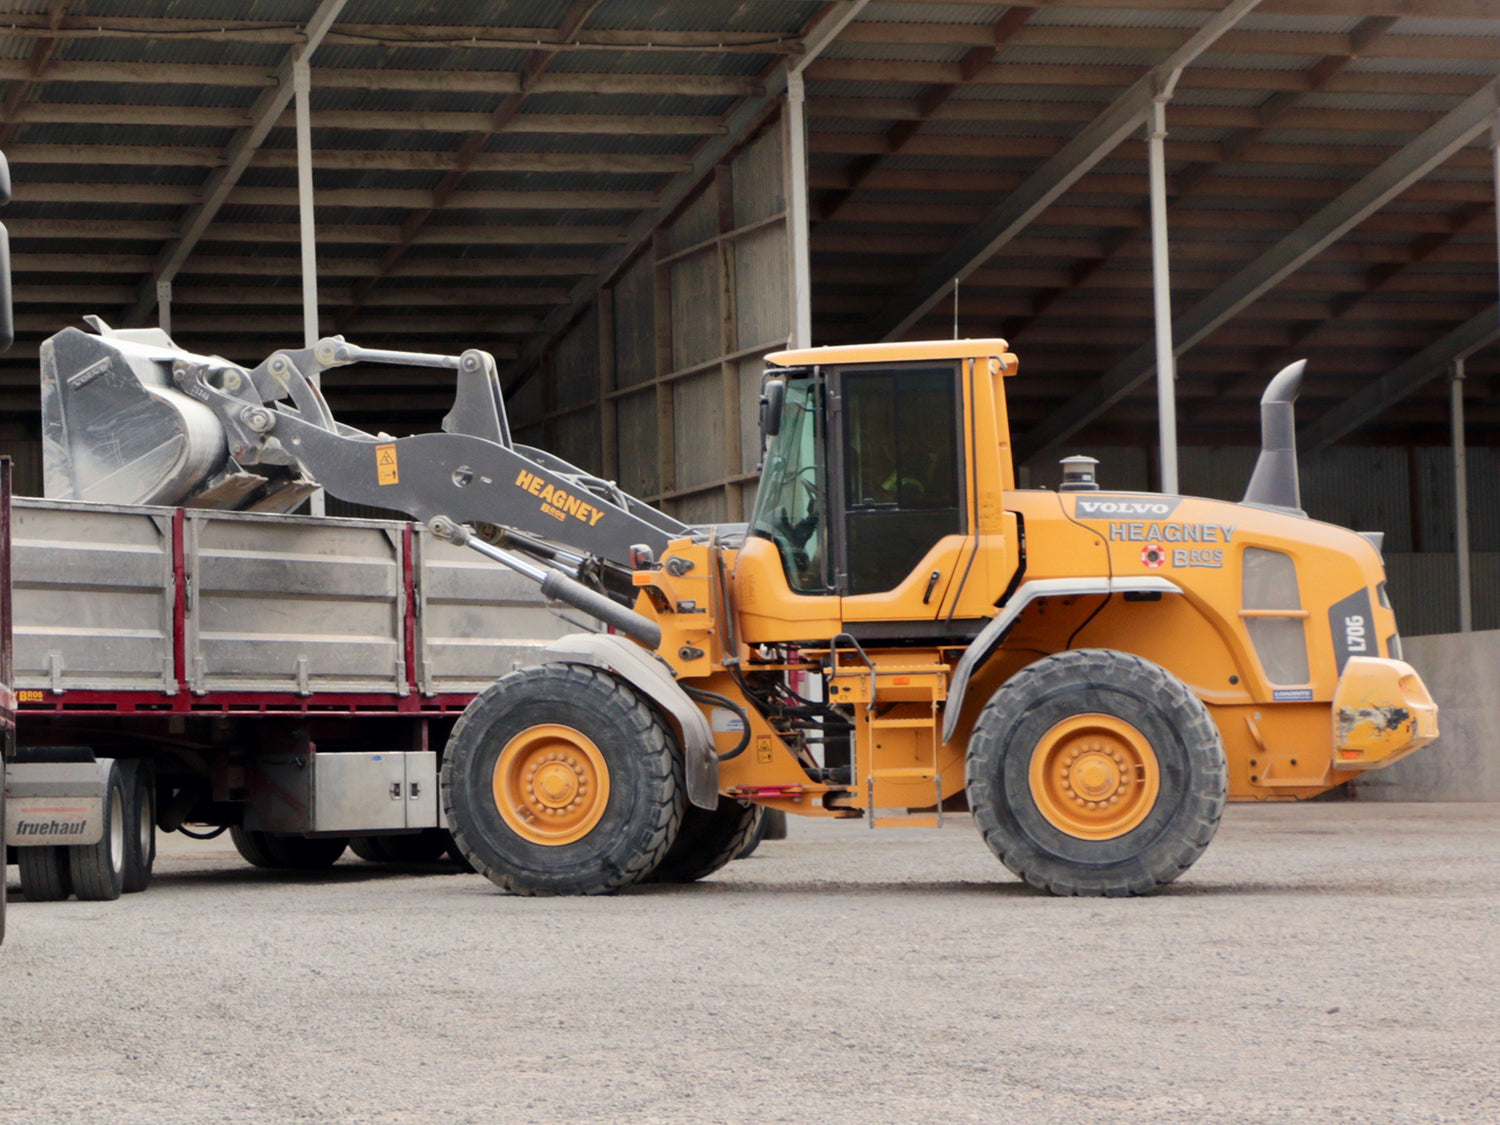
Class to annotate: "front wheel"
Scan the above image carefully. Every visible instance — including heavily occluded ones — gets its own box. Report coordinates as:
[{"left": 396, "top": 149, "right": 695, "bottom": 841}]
[
  {"left": 442, "top": 664, "right": 684, "bottom": 896},
  {"left": 965, "top": 649, "right": 1226, "bottom": 897}
]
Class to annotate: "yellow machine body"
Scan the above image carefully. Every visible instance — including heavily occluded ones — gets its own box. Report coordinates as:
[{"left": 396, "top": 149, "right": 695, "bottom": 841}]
[{"left": 630, "top": 339, "right": 1437, "bottom": 821}]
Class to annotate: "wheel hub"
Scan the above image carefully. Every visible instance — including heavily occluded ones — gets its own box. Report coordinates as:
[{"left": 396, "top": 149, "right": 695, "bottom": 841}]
[
  {"left": 494, "top": 724, "right": 611, "bottom": 846},
  {"left": 530, "top": 755, "right": 588, "bottom": 812},
  {"left": 1028, "top": 714, "right": 1161, "bottom": 840}
]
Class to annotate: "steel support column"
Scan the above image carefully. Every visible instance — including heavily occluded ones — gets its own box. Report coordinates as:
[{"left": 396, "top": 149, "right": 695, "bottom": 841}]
[
  {"left": 295, "top": 57, "right": 318, "bottom": 351},
  {"left": 294, "top": 55, "right": 324, "bottom": 516},
  {"left": 1450, "top": 359, "right": 1471, "bottom": 633},
  {"left": 1147, "top": 96, "right": 1178, "bottom": 494},
  {"left": 785, "top": 71, "right": 813, "bottom": 349},
  {"left": 1023, "top": 75, "right": 1500, "bottom": 464}
]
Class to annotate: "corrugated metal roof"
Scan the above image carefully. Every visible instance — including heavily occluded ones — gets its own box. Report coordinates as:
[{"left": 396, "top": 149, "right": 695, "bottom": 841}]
[
  {"left": 1, "top": 0, "right": 1497, "bottom": 466},
  {"left": 861, "top": 3, "right": 1006, "bottom": 25}
]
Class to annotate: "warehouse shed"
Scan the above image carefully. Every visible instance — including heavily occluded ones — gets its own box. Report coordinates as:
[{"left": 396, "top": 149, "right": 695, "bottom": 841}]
[{"left": 1, "top": 0, "right": 1497, "bottom": 638}]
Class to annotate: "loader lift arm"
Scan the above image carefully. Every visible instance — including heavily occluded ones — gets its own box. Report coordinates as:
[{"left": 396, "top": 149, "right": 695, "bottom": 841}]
[{"left": 41, "top": 322, "right": 690, "bottom": 599}]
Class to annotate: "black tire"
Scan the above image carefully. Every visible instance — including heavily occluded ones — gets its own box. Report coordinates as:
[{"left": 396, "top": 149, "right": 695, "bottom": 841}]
[
  {"left": 230, "top": 825, "right": 279, "bottom": 868},
  {"left": 762, "top": 807, "right": 788, "bottom": 840},
  {"left": 647, "top": 797, "right": 762, "bottom": 883},
  {"left": 69, "top": 761, "right": 127, "bottom": 901},
  {"left": 350, "top": 830, "right": 450, "bottom": 864},
  {"left": 443, "top": 830, "right": 476, "bottom": 873},
  {"left": 965, "top": 649, "right": 1226, "bottom": 897},
  {"left": 374, "top": 829, "right": 451, "bottom": 863},
  {"left": 230, "top": 827, "right": 348, "bottom": 870},
  {"left": 736, "top": 806, "right": 788, "bottom": 860},
  {"left": 121, "top": 761, "right": 155, "bottom": 894},
  {"left": 349, "top": 836, "right": 388, "bottom": 862},
  {"left": 442, "top": 664, "right": 684, "bottom": 896},
  {"left": 18, "top": 845, "right": 73, "bottom": 902}
]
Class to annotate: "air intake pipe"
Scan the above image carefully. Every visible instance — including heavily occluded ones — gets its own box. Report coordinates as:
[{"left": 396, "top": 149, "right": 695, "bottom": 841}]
[{"left": 1241, "top": 359, "right": 1307, "bottom": 516}]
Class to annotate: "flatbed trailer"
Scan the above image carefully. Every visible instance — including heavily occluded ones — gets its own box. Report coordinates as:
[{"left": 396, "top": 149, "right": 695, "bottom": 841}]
[{"left": 2, "top": 494, "right": 571, "bottom": 901}]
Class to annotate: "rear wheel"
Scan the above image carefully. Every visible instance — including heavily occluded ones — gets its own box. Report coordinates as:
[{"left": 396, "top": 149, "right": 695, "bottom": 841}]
[
  {"left": 647, "top": 797, "right": 761, "bottom": 884},
  {"left": 965, "top": 649, "right": 1226, "bottom": 897},
  {"left": 350, "top": 830, "right": 450, "bottom": 864},
  {"left": 18, "top": 846, "right": 73, "bottom": 902},
  {"left": 121, "top": 761, "right": 155, "bottom": 894},
  {"left": 442, "top": 664, "right": 684, "bottom": 896},
  {"left": 375, "top": 829, "right": 450, "bottom": 863},
  {"left": 69, "top": 761, "right": 127, "bottom": 901},
  {"left": 348, "top": 836, "right": 388, "bottom": 862},
  {"left": 230, "top": 827, "right": 348, "bottom": 870},
  {"left": 229, "top": 825, "right": 278, "bottom": 868}
]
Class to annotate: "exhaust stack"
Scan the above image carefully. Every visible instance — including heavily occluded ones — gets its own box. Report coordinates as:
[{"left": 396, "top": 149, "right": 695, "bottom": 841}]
[{"left": 1241, "top": 360, "right": 1307, "bottom": 516}]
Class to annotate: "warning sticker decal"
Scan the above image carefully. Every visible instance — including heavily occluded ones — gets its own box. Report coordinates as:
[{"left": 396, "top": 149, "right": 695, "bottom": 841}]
[{"left": 376, "top": 443, "right": 399, "bottom": 486}]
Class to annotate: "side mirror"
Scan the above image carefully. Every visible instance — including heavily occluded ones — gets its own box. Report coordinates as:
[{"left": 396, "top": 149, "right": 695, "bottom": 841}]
[
  {"left": 0, "top": 151, "right": 11, "bottom": 352},
  {"left": 759, "top": 377, "right": 785, "bottom": 439}
]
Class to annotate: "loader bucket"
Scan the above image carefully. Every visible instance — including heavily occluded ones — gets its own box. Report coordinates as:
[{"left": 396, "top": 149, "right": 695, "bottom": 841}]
[{"left": 40, "top": 323, "right": 313, "bottom": 511}]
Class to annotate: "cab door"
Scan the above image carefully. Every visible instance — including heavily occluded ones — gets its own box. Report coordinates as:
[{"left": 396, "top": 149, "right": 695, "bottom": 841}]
[{"left": 830, "top": 361, "right": 972, "bottom": 630}]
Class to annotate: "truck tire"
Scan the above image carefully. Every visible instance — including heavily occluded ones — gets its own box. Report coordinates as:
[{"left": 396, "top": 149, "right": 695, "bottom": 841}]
[
  {"left": 350, "top": 830, "right": 449, "bottom": 864},
  {"left": 69, "top": 761, "right": 127, "bottom": 901},
  {"left": 121, "top": 761, "right": 155, "bottom": 894},
  {"left": 230, "top": 827, "right": 348, "bottom": 869},
  {"left": 443, "top": 664, "right": 684, "bottom": 896},
  {"left": 965, "top": 649, "right": 1226, "bottom": 897},
  {"left": 375, "top": 829, "right": 450, "bottom": 863},
  {"left": 349, "top": 836, "right": 387, "bottom": 862},
  {"left": 646, "top": 797, "right": 762, "bottom": 883},
  {"left": 229, "top": 825, "right": 278, "bottom": 868},
  {"left": 18, "top": 845, "right": 73, "bottom": 902}
]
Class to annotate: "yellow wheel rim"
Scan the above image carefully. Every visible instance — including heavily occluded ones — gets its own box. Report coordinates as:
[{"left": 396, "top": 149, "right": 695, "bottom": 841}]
[
  {"left": 1028, "top": 713, "right": 1161, "bottom": 840},
  {"left": 493, "top": 724, "right": 611, "bottom": 846}
]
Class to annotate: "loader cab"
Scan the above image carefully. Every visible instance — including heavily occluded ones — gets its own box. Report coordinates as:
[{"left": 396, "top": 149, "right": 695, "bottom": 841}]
[
  {"left": 751, "top": 360, "right": 963, "bottom": 597},
  {"left": 748, "top": 340, "right": 1017, "bottom": 635}
]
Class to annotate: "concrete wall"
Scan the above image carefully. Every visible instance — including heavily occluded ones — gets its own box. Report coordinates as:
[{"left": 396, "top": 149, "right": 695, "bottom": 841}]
[{"left": 1351, "top": 629, "right": 1500, "bottom": 801}]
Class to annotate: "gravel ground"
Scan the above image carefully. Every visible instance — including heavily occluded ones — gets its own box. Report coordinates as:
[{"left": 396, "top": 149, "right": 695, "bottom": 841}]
[{"left": 2, "top": 802, "right": 1497, "bottom": 1125}]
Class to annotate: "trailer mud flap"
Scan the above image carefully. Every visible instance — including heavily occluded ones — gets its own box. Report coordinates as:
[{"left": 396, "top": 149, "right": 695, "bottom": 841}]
[
  {"left": 544, "top": 633, "right": 720, "bottom": 810},
  {"left": 4, "top": 759, "right": 110, "bottom": 846}
]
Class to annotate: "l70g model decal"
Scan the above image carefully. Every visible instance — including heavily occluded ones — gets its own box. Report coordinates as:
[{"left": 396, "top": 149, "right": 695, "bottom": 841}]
[{"left": 1328, "top": 588, "right": 1375, "bottom": 672}]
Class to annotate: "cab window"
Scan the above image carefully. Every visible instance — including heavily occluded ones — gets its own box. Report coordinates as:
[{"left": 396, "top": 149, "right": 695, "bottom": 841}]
[{"left": 838, "top": 364, "right": 964, "bottom": 596}]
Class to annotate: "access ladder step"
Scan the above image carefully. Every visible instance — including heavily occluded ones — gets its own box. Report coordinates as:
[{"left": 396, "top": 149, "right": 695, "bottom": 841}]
[
  {"left": 871, "top": 814, "right": 942, "bottom": 828},
  {"left": 870, "top": 767, "right": 937, "bottom": 782},
  {"left": 868, "top": 717, "right": 937, "bottom": 730}
]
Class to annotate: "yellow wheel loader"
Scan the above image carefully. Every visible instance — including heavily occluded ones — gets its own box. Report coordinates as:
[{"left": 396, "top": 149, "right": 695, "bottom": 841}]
[{"left": 41, "top": 324, "right": 1438, "bottom": 896}]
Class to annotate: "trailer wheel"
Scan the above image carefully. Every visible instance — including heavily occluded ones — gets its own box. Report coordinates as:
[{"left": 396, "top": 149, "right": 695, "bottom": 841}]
[
  {"left": 646, "top": 797, "right": 762, "bottom": 883},
  {"left": 229, "top": 825, "right": 278, "bottom": 868},
  {"left": 443, "top": 664, "right": 684, "bottom": 896},
  {"left": 349, "top": 836, "right": 387, "bottom": 862},
  {"left": 121, "top": 761, "right": 155, "bottom": 894},
  {"left": 965, "top": 649, "right": 1226, "bottom": 897},
  {"left": 69, "top": 761, "right": 127, "bottom": 901},
  {"left": 350, "top": 830, "right": 449, "bottom": 864},
  {"left": 230, "top": 827, "right": 348, "bottom": 869},
  {"left": 17, "top": 846, "right": 73, "bottom": 902},
  {"left": 375, "top": 829, "right": 450, "bottom": 863}
]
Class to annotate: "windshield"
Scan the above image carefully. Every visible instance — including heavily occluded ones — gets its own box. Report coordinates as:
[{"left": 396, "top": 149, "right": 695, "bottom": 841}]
[{"left": 749, "top": 374, "right": 827, "bottom": 594}]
